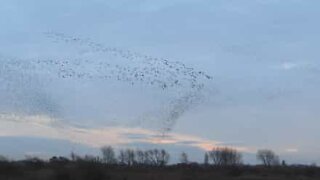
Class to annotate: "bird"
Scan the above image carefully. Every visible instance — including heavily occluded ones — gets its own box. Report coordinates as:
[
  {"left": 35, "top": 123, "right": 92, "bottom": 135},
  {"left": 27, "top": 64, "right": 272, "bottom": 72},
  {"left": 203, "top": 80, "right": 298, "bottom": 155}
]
[{"left": 31, "top": 32, "right": 215, "bottom": 134}]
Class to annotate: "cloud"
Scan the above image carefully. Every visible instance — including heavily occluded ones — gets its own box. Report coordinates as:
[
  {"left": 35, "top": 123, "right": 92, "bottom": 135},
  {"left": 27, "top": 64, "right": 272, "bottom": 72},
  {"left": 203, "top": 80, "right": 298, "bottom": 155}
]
[
  {"left": 273, "top": 62, "right": 320, "bottom": 72},
  {"left": 0, "top": 114, "right": 250, "bottom": 152},
  {"left": 285, "top": 148, "right": 299, "bottom": 153},
  {"left": 277, "top": 62, "right": 299, "bottom": 71}
]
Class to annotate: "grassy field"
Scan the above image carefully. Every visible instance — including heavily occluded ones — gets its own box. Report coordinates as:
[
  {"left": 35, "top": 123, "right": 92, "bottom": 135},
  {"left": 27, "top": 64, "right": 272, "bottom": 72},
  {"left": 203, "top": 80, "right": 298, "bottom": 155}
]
[{"left": 0, "top": 160, "right": 319, "bottom": 180}]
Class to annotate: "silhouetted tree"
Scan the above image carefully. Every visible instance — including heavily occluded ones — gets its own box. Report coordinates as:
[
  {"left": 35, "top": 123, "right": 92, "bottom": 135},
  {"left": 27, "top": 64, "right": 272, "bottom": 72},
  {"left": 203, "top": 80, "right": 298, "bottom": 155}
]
[
  {"left": 159, "top": 149, "right": 170, "bottom": 166},
  {"left": 101, "top": 146, "right": 117, "bottom": 164},
  {"left": 0, "top": 155, "right": 8, "bottom": 162},
  {"left": 84, "top": 155, "right": 101, "bottom": 163},
  {"left": 144, "top": 150, "right": 156, "bottom": 165},
  {"left": 70, "top": 151, "right": 81, "bottom": 161},
  {"left": 153, "top": 149, "right": 170, "bottom": 166},
  {"left": 143, "top": 149, "right": 170, "bottom": 166},
  {"left": 180, "top": 152, "right": 189, "bottom": 164},
  {"left": 24, "top": 156, "right": 45, "bottom": 167},
  {"left": 50, "top": 156, "right": 69, "bottom": 164},
  {"left": 204, "top": 152, "right": 209, "bottom": 165},
  {"left": 118, "top": 149, "right": 135, "bottom": 166},
  {"left": 282, "top": 160, "right": 287, "bottom": 166},
  {"left": 256, "top": 149, "right": 280, "bottom": 167},
  {"left": 118, "top": 150, "right": 126, "bottom": 165},
  {"left": 135, "top": 149, "right": 145, "bottom": 165},
  {"left": 208, "top": 147, "right": 242, "bottom": 166},
  {"left": 127, "top": 149, "right": 136, "bottom": 166}
]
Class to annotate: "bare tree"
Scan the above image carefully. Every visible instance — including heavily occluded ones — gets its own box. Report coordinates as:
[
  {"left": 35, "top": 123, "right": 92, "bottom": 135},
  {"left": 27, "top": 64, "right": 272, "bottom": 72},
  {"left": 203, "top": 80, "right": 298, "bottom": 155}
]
[
  {"left": 142, "top": 149, "right": 170, "bottom": 166},
  {"left": 126, "top": 149, "right": 136, "bottom": 166},
  {"left": 135, "top": 149, "right": 145, "bottom": 165},
  {"left": 101, "top": 146, "right": 117, "bottom": 164},
  {"left": 157, "top": 149, "right": 170, "bottom": 166},
  {"left": 146, "top": 149, "right": 156, "bottom": 165},
  {"left": 118, "top": 149, "right": 126, "bottom": 165},
  {"left": 0, "top": 155, "right": 8, "bottom": 162},
  {"left": 282, "top": 160, "right": 287, "bottom": 166},
  {"left": 256, "top": 149, "right": 280, "bottom": 167},
  {"left": 84, "top": 155, "right": 100, "bottom": 163},
  {"left": 70, "top": 151, "right": 81, "bottom": 161},
  {"left": 118, "top": 149, "right": 135, "bottom": 166},
  {"left": 180, "top": 152, "right": 189, "bottom": 164},
  {"left": 208, "top": 147, "right": 242, "bottom": 166},
  {"left": 204, "top": 152, "right": 209, "bottom": 165}
]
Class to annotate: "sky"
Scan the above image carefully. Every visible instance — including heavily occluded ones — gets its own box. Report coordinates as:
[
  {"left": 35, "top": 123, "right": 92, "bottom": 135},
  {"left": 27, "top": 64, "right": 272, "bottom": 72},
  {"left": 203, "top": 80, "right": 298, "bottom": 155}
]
[{"left": 0, "top": 0, "right": 320, "bottom": 164}]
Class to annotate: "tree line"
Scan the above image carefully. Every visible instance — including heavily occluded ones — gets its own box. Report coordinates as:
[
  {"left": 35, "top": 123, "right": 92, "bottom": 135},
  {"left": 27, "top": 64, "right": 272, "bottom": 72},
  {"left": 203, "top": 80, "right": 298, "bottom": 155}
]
[
  {"left": 45, "top": 146, "right": 283, "bottom": 167},
  {"left": 0, "top": 146, "right": 285, "bottom": 167}
]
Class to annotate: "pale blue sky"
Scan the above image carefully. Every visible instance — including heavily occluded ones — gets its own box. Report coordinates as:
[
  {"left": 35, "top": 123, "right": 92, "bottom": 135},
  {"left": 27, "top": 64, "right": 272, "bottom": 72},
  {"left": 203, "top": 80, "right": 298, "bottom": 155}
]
[{"left": 0, "top": 0, "right": 320, "bottom": 164}]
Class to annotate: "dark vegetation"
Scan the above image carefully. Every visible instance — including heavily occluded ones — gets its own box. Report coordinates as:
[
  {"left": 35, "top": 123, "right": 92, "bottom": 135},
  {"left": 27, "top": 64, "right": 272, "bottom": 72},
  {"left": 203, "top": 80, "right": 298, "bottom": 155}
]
[{"left": 0, "top": 147, "right": 319, "bottom": 180}]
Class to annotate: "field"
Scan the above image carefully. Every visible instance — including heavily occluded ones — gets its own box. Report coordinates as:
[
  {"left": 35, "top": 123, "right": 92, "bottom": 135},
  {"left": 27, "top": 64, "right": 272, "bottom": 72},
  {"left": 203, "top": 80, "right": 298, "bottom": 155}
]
[{"left": 1, "top": 160, "right": 319, "bottom": 180}]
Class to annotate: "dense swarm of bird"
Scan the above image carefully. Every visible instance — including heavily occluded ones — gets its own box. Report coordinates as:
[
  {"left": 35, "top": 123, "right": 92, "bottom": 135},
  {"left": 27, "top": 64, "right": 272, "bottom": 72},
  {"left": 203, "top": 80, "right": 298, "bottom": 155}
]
[
  {"left": 159, "top": 92, "right": 203, "bottom": 133},
  {"left": 44, "top": 32, "right": 212, "bottom": 91},
  {"left": 0, "top": 33, "right": 213, "bottom": 134},
  {"left": 43, "top": 32, "right": 214, "bottom": 134},
  {"left": 0, "top": 57, "right": 62, "bottom": 116}
]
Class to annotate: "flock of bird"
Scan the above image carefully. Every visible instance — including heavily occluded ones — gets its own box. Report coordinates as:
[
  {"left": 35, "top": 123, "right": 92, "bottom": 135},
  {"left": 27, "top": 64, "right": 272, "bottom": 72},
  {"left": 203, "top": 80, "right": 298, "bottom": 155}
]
[
  {"left": 0, "top": 57, "right": 61, "bottom": 116},
  {"left": 0, "top": 32, "right": 213, "bottom": 134},
  {"left": 44, "top": 32, "right": 213, "bottom": 91},
  {"left": 44, "top": 32, "right": 213, "bottom": 134}
]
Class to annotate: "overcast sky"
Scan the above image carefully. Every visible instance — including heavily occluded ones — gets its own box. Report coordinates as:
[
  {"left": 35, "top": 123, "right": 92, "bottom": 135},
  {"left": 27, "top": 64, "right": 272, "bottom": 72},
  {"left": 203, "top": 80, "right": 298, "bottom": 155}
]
[{"left": 0, "top": 0, "right": 320, "bottom": 164}]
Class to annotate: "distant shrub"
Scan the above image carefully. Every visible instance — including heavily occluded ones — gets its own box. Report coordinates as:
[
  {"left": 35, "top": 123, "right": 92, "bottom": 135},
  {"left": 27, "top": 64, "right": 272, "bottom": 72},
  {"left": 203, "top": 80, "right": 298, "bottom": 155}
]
[
  {"left": 50, "top": 156, "right": 70, "bottom": 164},
  {"left": 23, "top": 156, "right": 45, "bottom": 168}
]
